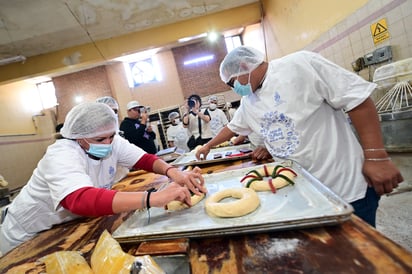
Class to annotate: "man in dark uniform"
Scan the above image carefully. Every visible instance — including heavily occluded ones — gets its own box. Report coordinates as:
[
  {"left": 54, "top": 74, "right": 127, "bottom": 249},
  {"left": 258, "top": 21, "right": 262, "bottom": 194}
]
[{"left": 120, "top": 100, "right": 157, "bottom": 154}]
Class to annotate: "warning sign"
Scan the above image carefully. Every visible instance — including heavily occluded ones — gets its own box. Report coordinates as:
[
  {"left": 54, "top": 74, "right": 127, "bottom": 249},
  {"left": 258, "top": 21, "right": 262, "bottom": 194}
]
[{"left": 370, "top": 18, "right": 390, "bottom": 45}]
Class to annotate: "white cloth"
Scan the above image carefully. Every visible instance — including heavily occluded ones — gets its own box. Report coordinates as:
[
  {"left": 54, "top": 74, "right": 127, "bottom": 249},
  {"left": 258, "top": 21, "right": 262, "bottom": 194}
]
[
  {"left": 228, "top": 51, "right": 376, "bottom": 203},
  {"left": 226, "top": 107, "right": 237, "bottom": 121},
  {"left": 0, "top": 135, "right": 145, "bottom": 254},
  {"left": 208, "top": 108, "right": 228, "bottom": 137},
  {"left": 166, "top": 122, "right": 190, "bottom": 152},
  {"left": 247, "top": 132, "right": 264, "bottom": 149}
]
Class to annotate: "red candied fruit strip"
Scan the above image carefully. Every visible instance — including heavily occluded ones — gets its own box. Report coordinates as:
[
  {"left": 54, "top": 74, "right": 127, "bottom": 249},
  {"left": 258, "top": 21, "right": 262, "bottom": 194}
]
[
  {"left": 240, "top": 174, "right": 259, "bottom": 182},
  {"left": 276, "top": 167, "right": 297, "bottom": 177},
  {"left": 263, "top": 165, "right": 270, "bottom": 177},
  {"left": 268, "top": 178, "right": 276, "bottom": 193}
]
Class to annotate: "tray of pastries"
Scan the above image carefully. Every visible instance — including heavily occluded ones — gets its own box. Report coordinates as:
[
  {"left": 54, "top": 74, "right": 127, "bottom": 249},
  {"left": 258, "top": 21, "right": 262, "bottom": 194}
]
[
  {"left": 170, "top": 143, "right": 254, "bottom": 167},
  {"left": 113, "top": 161, "right": 353, "bottom": 243}
]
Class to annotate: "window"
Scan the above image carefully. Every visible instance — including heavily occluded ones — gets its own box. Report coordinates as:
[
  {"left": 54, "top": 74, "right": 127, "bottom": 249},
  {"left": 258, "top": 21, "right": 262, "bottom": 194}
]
[
  {"left": 124, "top": 57, "right": 162, "bottom": 87},
  {"left": 224, "top": 35, "right": 242, "bottom": 52},
  {"left": 36, "top": 81, "right": 57, "bottom": 109}
]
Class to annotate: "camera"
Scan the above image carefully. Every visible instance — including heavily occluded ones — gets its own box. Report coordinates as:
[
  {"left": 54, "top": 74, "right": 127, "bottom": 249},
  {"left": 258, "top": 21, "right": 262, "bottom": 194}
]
[
  {"left": 139, "top": 106, "right": 151, "bottom": 113},
  {"left": 188, "top": 99, "right": 196, "bottom": 109}
]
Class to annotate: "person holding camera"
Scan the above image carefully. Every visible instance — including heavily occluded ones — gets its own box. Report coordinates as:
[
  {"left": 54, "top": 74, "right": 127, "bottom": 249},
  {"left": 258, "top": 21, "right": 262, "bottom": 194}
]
[
  {"left": 120, "top": 100, "right": 157, "bottom": 154},
  {"left": 182, "top": 94, "right": 213, "bottom": 151}
]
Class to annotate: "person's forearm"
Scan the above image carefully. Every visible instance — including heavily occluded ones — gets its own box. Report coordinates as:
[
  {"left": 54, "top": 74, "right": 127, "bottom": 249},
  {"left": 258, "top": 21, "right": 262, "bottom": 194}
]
[
  {"left": 112, "top": 192, "right": 146, "bottom": 213},
  {"left": 347, "top": 98, "right": 388, "bottom": 158},
  {"left": 182, "top": 113, "right": 189, "bottom": 127},
  {"left": 151, "top": 158, "right": 175, "bottom": 177},
  {"left": 197, "top": 111, "right": 210, "bottom": 122},
  {"left": 205, "top": 126, "right": 235, "bottom": 148}
]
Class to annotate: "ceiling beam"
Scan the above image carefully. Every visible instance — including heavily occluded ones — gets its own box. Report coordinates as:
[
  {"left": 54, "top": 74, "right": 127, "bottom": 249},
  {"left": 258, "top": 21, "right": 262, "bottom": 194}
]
[{"left": 0, "top": 3, "right": 261, "bottom": 85}]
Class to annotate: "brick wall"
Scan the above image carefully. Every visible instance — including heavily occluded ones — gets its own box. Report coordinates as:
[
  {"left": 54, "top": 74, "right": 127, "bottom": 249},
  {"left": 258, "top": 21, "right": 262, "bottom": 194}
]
[
  {"left": 172, "top": 36, "right": 229, "bottom": 100},
  {"left": 53, "top": 66, "right": 113, "bottom": 123}
]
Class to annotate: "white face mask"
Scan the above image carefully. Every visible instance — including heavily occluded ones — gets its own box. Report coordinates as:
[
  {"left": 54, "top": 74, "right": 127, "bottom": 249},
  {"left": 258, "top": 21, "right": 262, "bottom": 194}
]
[
  {"left": 209, "top": 103, "right": 217, "bottom": 110},
  {"left": 173, "top": 118, "right": 180, "bottom": 124}
]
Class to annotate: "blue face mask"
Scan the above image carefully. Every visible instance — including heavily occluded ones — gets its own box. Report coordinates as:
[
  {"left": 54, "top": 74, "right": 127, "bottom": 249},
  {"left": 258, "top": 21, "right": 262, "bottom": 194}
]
[
  {"left": 233, "top": 72, "right": 252, "bottom": 96},
  {"left": 87, "top": 143, "right": 113, "bottom": 158},
  {"left": 233, "top": 80, "right": 252, "bottom": 96}
]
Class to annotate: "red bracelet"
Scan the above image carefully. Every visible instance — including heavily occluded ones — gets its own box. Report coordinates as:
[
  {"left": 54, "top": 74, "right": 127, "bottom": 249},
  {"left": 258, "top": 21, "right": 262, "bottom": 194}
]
[{"left": 165, "top": 166, "right": 177, "bottom": 177}]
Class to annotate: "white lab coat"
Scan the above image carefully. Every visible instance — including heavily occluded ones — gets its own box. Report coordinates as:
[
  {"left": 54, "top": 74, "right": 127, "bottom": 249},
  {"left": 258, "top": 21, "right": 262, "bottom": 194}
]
[
  {"left": 228, "top": 51, "right": 376, "bottom": 203},
  {"left": 0, "top": 135, "right": 145, "bottom": 254},
  {"left": 166, "top": 122, "right": 190, "bottom": 152}
]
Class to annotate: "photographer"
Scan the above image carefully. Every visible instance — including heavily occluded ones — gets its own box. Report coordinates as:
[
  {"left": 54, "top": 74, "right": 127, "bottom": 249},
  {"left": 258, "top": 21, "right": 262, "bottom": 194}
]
[
  {"left": 120, "top": 100, "right": 157, "bottom": 154},
  {"left": 182, "top": 94, "right": 213, "bottom": 151}
]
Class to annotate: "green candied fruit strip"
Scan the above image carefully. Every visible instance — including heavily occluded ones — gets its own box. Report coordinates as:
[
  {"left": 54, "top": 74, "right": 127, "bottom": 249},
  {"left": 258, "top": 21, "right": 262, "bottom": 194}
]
[
  {"left": 245, "top": 178, "right": 261, "bottom": 188},
  {"left": 246, "top": 170, "right": 263, "bottom": 179},
  {"left": 271, "top": 165, "right": 285, "bottom": 177},
  {"left": 275, "top": 174, "right": 295, "bottom": 185}
]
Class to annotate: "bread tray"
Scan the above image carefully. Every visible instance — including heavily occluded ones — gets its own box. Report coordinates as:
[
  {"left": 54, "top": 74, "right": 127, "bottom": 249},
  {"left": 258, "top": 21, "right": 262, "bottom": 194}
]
[
  {"left": 170, "top": 143, "right": 253, "bottom": 167},
  {"left": 113, "top": 161, "right": 353, "bottom": 243}
]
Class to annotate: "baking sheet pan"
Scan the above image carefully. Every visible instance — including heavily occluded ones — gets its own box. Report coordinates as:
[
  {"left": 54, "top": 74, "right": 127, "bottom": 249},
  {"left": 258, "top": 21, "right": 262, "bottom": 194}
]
[
  {"left": 113, "top": 161, "right": 353, "bottom": 243},
  {"left": 170, "top": 143, "right": 253, "bottom": 166}
]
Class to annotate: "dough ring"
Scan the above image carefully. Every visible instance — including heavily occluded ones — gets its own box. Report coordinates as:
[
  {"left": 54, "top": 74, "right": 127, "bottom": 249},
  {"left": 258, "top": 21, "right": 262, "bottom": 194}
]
[
  {"left": 205, "top": 188, "right": 260, "bottom": 218},
  {"left": 166, "top": 193, "right": 205, "bottom": 211},
  {"left": 240, "top": 164, "right": 297, "bottom": 192}
]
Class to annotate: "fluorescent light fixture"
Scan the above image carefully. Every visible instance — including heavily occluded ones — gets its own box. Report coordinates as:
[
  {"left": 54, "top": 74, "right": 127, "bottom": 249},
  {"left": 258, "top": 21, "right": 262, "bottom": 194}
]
[
  {"left": 184, "top": 55, "right": 214, "bottom": 65},
  {"left": 178, "top": 33, "right": 207, "bottom": 43},
  {"left": 0, "top": 55, "right": 26, "bottom": 66}
]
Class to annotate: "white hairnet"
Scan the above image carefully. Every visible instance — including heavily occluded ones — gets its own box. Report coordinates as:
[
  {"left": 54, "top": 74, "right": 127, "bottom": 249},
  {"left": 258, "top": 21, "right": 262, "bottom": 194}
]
[
  {"left": 168, "top": 111, "right": 179, "bottom": 121},
  {"left": 208, "top": 95, "right": 218, "bottom": 103},
  {"left": 96, "top": 96, "right": 119, "bottom": 110},
  {"left": 219, "top": 46, "right": 265, "bottom": 83},
  {"left": 61, "top": 102, "right": 118, "bottom": 139}
]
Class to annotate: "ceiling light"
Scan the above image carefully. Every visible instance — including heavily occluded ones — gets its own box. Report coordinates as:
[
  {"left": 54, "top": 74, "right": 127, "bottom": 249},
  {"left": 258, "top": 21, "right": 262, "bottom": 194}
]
[
  {"left": 178, "top": 33, "right": 207, "bottom": 43},
  {"left": 184, "top": 55, "right": 214, "bottom": 65},
  {"left": 207, "top": 32, "right": 219, "bottom": 42},
  {"left": 0, "top": 55, "right": 26, "bottom": 66}
]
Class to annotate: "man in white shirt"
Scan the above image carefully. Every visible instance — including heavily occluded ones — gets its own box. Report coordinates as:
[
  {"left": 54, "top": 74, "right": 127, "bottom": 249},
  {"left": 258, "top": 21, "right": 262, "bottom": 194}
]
[
  {"left": 166, "top": 112, "right": 190, "bottom": 152},
  {"left": 182, "top": 94, "right": 213, "bottom": 151},
  {"left": 196, "top": 46, "right": 403, "bottom": 227},
  {"left": 207, "top": 95, "right": 228, "bottom": 137}
]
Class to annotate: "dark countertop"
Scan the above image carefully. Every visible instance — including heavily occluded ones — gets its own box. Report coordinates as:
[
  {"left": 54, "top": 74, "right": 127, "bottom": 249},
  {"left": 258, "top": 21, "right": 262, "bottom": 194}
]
[{"left": 1, "top": 160, "right": 412, "bottom": 273}]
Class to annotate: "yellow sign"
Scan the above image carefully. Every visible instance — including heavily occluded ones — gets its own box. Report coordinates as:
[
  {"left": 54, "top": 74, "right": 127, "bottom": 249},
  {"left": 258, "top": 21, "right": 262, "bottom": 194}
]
[{"left": 370, "top": 18, "right": 390, "bottom": 45}]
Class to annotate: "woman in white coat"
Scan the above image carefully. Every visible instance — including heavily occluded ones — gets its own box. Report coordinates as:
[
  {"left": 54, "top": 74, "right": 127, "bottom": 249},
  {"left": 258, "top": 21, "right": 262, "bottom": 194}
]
[{"left": 0, "top": 102, "right": 206, "bottom": 254}]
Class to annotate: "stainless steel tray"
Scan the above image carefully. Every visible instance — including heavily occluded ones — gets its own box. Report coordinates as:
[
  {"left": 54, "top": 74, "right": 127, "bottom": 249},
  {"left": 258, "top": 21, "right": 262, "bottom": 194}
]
[
  {"left": 113, "top": 161, "right": 353, "bottom": 243},
  {"left": 170, "top": 143, "right": 253, "bottom": 166}
]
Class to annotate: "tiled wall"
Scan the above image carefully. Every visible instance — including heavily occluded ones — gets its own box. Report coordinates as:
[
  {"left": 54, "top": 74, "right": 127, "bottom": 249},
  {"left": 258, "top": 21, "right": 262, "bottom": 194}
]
[
  {"left": 303, "top": 0, "right": 412, "bottom": 182},
  {"left": 305, "top": 0, "right": 412, "bottom": 87}
]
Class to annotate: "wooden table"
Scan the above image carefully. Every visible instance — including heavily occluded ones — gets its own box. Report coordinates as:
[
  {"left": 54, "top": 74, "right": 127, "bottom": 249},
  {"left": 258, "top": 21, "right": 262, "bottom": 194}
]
[{"left": 1, "top": 160, "right": 412, "bottom": 274}]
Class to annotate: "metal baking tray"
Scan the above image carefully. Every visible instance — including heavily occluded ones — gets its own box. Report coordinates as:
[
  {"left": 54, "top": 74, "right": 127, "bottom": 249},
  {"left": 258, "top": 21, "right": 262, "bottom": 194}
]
[
  {"left": 170, "top": 143, "right": 253, "bottom": 166},
  {"left": 113, "top": 161, "right": 353, "bottom": 243},
  {"left": 153, "top": 255, "right": 190, "bottom": 274}
]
